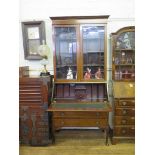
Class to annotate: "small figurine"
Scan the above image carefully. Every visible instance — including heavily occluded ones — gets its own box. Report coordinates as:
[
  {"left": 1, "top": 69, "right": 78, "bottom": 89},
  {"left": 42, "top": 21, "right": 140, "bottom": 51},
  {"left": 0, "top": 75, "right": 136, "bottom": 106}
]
[
  {"left": 123, "top": 33, "right": 132, "bottom": 49},
  {"left": 115, "top": 57, "right": 120, "bottom": 64},
  {"left": 116, "top": 41, "right": 121, "bottom": 49},
  {"left": 126, "top": 57, "right": 133, "bottom": 64},
  {"left": 95, "top": 67, "right": 102, "bottom": 79},
  {"left": 66, "top": 67, "right": 73, "bottom": 79},
  {"left": 84, "top": 67, "right": 91, "bottom": 80},
  {"left": 121, "top": 52, "right": 126, "bottom": 64}
]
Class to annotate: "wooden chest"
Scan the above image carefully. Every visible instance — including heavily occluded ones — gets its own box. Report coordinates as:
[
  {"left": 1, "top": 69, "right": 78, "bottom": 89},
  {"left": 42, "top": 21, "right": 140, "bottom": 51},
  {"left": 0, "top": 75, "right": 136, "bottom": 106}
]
[
  {"left": 113, "top": 82, "right": 135, "bottom": 139},
  {"left": 19, "top": 76, "right": 53, "bottom": 146}
]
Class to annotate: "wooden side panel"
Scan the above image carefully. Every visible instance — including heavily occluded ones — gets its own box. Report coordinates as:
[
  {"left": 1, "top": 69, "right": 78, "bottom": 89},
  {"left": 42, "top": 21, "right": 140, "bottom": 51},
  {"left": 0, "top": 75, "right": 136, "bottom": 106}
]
[
  {"left": 86, "top": 85, "right": 92, "bottom": 101},
  {"left": 19, "top": 76, "right": 53, "bottom": 146},
  {"left": 91, "top": 85, "right": 98, "bottom": 102},
  {"left": 64, "top": 84, "right": 70, "bottom": 98},
  {"left": 19, "top": 105, "right": 50, "bottom": 145},
  {"left": 70, "top": 84, "right": 75, "bottom": 97},
  {"left": 56, "top": 85, "right": 64, "bottom": 98},
  {"left": 98, "top": 85, "right": 104, "bottom": 102}
]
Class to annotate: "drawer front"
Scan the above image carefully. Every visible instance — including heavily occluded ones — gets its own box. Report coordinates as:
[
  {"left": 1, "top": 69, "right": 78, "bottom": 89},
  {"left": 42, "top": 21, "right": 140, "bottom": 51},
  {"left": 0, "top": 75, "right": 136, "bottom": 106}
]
[
  {"left": 115, "top": 108, "right": 135, "bottom": 116},
  {"left": 114, "top": 126, "right": 135, "bottom": 137},
  {"left": 115, "top": 100, "right": 135, "bottom": 107},
  {"left": 53, "top": 118, "right": 108, "bottom": 129},
  {"left": 114, "top": 116, "right": 135, "bottom": 125},
  {"left": 53, "top": 111, "right": 108, "bottom": 119}
]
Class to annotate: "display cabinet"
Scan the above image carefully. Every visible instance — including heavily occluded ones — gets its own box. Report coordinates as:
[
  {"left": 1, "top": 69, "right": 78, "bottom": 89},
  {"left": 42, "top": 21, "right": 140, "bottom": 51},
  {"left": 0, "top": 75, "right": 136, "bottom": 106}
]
[
  {"left": 51, "top": 16, "right": 109, "bottom": 82},
  {"left": 111, "top": 26, "right": 135, "bottom": 81}
]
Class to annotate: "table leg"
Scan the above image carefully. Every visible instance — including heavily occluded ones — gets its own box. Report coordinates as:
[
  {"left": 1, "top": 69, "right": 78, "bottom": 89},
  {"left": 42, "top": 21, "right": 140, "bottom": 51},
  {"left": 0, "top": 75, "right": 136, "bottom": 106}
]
[
  {"left": 49, "top": 112, "right": 55, "bottom": 144},
  {"left": 105, "top": 126, "right": 113, "bottom": 145}
]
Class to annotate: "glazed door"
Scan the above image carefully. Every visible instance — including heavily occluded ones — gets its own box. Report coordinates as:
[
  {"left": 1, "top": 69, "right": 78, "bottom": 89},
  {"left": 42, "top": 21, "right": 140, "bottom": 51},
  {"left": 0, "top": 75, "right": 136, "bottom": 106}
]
[
  {"left": 53, "top": 26, "right": 79, "bottom": 81},
  {"left": 112, "top": 28, "right": 135, "bottom": 81},
  {"left": 81, "top": 25, "right": 106, "bottom": 81}
]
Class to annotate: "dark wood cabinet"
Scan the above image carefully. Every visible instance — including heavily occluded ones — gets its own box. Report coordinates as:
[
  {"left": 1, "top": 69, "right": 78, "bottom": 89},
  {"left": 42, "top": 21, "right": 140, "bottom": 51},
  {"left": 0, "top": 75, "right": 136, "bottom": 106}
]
[
  {"left": 19, "top": 76, "right": 54, "bottom": 145},
  {"left": 48, "top": 16, "right": 112, "bottom": 144},
  {"left": 111, "top": 26, "right": 135, "bottom": 142}
]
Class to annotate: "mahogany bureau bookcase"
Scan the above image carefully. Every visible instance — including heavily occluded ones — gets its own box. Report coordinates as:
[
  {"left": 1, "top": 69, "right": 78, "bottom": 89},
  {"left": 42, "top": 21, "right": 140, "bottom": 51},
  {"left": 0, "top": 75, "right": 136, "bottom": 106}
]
[{"left": 47, "top": 16, "right": 113, "bottom": 145}]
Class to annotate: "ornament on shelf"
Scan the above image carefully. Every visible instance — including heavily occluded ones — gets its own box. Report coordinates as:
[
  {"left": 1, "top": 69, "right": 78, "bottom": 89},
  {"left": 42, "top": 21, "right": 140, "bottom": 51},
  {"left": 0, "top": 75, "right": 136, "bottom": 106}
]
[
  {"left": 66, "top": 67, "right": 73, "bottom": 79},
  {"left": 126, "top": 57, "right": 133, "bottom": 64},
  {"left": 95, "top": 67, "right": 102, "bottom": 79},
  {"left": 123, "top": 32, "right": 132, "bottom": 49},
  {"left": 84, "top": 67, "right": 91, "bottom": 80},
  {"left": 121, "top": 52, "right": 126, "bottom": 64}
]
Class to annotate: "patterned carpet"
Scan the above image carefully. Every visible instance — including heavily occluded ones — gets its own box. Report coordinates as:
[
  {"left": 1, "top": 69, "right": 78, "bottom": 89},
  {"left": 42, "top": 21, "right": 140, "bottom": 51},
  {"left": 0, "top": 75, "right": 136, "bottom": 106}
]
[{"left": 20, "top": 129, "right": 135, "bottom": 155}]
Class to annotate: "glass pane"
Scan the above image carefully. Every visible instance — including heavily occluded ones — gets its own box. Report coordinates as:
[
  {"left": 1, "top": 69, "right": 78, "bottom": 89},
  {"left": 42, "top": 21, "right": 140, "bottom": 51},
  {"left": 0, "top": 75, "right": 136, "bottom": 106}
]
[
  {"left": 114, "top": 51, "right": 135, "bottom": 65},
  {"left": 114, "top": 65, "right": 135, "bottom": 80},
  {"left": 116, "top": 31, "right": 135, "bottom": 49},
  {"left": 28, "top": 39, "right": 40, "bottom": 55},
  {"left": 82, "top": 26, "right": 105, "bottom": 80},
  {"left": 54, "top": 27, "right": 77, "bottom": 79}
]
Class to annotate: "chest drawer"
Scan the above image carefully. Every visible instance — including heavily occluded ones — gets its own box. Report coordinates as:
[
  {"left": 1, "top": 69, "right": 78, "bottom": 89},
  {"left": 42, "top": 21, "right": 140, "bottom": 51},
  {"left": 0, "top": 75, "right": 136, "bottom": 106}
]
[
  {"left": 53, "top": 118, "right": 108, "bottom": 129},
  {"left": 115, "top": 108, "right": 135, "bottom": 116},
  {"left": 114, "top": 126, "right": 135, "bottom": 137},
  {"left": 114, "top": 116, "right": 135, "bottom": 125},
  {"left": 115, "top": 100, "right": 135, "bottom": 107},
  {"left": 53, "top": 111, "right": 108, "bottom": 119}
]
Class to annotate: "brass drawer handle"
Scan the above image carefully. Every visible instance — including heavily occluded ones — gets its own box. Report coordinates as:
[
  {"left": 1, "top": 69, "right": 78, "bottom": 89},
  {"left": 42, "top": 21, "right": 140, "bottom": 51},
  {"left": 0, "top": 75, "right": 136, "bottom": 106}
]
[
  {"left": 122, "top": 119, "right": 127, "bottom": 124},
  {"left": 61, "top": 121, "right": 64, "bottom": 125},
  {"left": 96, "top": 121, "right": 99, "bottom": 125},
  {"left": 122, "top": 110, "right": 127, "bottom": 115},
  {"left": 96, "top": 112, "right": 100, "bottom": 116},
  {"left": 122, "top": 102, "right": 127, "bottom": 106},
  {"left": 61, "top": 112, "right": 65, "bottom": 116},
  {"left": 131, "top": 117, "right": 135, "bottom": 120},
  {"left": 122, "top": 129, "right": 126, "bottom": 134}
]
